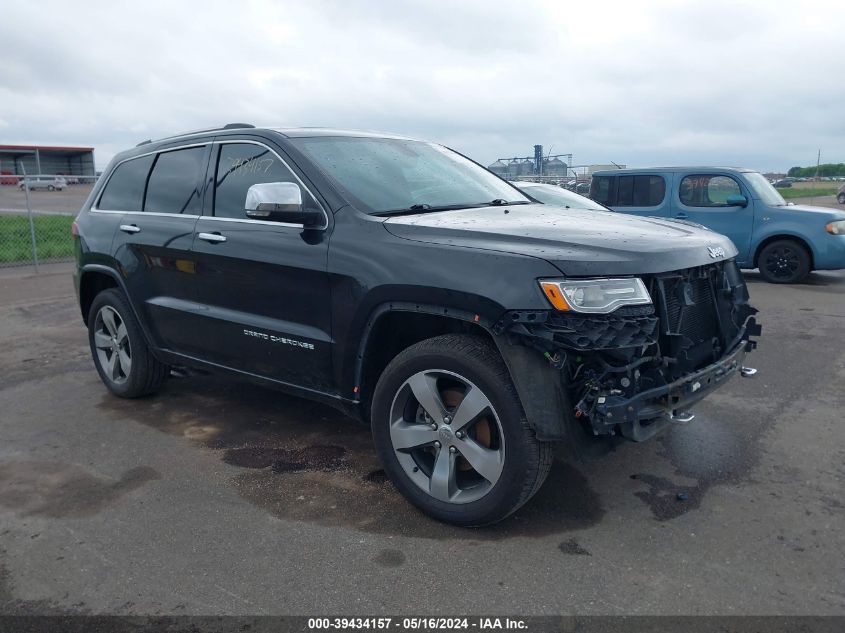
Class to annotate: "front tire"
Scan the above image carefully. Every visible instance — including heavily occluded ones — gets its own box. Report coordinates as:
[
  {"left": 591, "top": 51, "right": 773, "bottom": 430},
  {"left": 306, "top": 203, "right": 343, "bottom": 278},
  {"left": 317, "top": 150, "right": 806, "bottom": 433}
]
[
  {"left": 371, "top": 334, "right": 553, "bottom": 526},
  {"left": 87, "top": 288, "right": 168, "bottom": 398},
  {"left": 757, "top": 239, "right": 810, "bottom": 283},
  {"left": 837, "top": 193, "right": 845, "bottom": 204}
]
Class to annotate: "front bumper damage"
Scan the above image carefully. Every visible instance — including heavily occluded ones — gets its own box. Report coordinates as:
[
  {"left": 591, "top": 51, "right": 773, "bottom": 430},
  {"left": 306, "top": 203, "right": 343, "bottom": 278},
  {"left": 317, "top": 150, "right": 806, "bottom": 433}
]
[
  {"left": 591, "top": 338, "right": 751, "bottom": 441},
  {"left": 495, "top": 260, "right": 761, "bottom": 443}
]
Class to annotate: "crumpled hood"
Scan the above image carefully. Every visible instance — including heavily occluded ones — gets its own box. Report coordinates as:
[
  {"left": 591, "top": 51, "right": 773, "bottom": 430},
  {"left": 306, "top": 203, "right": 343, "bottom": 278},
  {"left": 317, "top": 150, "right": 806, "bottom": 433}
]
[{"left": 383, "top": 204, "right": 738, "bottom": 276}]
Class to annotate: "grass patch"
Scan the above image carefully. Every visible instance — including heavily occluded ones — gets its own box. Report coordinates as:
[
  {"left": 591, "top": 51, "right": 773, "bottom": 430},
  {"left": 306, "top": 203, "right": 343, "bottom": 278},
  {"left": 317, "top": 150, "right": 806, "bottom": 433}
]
[
  {"left": 0, "top": 214, "right": 75, "bottom": 263},
  {"left": 778, "top": 187, "right": 839, "bottom": 199}
]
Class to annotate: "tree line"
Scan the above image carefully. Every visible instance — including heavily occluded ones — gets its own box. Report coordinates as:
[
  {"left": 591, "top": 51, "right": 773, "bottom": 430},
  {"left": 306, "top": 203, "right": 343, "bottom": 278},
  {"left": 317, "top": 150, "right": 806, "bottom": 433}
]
[{"left": 787, "top": 163, "right": 845, "bottom": 177}]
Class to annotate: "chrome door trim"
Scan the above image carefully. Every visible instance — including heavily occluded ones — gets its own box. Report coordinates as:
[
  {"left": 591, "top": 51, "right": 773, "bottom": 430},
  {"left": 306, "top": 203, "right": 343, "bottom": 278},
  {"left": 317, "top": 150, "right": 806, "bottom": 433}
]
[
  {"left": 91, "top": 210, "right": 202, "bottom": 219},
  {"left": 91, "top": 141, "right": 210, "bottom": 214},
  {"left": 92, "top": 138, "right": 329, "bottom": 231},
  {"left": 193, "top": 215, "right": 305, "bottom": 229}
]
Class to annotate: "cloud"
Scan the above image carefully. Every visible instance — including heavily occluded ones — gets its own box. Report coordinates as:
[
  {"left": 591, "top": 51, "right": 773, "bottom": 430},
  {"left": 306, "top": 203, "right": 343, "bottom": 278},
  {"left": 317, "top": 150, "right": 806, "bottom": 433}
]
[{"left": 1, "top": 0, "right": 843, "bottom": 171}]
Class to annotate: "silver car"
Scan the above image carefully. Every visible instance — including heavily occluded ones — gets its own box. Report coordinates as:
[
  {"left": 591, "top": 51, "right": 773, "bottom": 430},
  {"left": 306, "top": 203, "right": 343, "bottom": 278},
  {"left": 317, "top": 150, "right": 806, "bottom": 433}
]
[
  {"left": 18, "top": 177, "right": 67, "bottom": 191},
  {"left": 513, "top": 181, "right": 607, "bottom": 209}
]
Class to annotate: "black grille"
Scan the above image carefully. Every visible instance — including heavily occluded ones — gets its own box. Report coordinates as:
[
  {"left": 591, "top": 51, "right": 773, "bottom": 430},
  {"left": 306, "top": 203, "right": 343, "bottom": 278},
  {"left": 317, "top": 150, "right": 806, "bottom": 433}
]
[
  {"left": 547, "top": 312, "right": 658, "bottom": 350},
  {"left": 660, "top": 272, "right": 719, "bottom": 344}
]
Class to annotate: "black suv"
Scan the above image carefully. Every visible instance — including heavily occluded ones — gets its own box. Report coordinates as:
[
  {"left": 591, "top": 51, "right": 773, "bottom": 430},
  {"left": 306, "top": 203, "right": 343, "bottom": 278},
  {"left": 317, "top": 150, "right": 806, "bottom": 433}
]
[{"left": 73, "top": 125, "right": 760, "bottom": 526}]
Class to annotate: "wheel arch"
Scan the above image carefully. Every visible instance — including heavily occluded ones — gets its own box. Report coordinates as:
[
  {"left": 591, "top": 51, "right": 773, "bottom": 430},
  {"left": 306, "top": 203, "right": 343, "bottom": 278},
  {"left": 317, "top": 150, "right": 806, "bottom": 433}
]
[
  {"left": 353, "top": 303, "right": 497, "bottom": 416},
  {"left": 354, "top": 303, "right": 582, "bottom": 445},
  {"left": 752, "top": 233, "right": 815, "bottom": 270},
  {"left": 78, "top": 264, "right": 157, "bottom": 350},
  {"left": 79, "top": 267, "right": 121, "bottom": 325}
]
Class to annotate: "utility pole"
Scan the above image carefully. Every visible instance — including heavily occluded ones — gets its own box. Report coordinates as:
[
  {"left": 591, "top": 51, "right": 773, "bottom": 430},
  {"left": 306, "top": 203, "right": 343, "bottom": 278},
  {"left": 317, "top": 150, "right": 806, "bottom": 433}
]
[{"left": 815, "top": 149, "right": 821, "bottom": 180}]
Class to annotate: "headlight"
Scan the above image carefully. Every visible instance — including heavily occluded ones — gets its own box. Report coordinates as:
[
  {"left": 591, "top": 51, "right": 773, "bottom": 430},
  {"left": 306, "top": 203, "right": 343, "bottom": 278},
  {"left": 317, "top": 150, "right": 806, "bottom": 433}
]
[
  {"left": 539, "top": 277, "right": 652, "bottom": 313},
  {"left": 826, "top": 220, "right": 845, "bottom": 235}
]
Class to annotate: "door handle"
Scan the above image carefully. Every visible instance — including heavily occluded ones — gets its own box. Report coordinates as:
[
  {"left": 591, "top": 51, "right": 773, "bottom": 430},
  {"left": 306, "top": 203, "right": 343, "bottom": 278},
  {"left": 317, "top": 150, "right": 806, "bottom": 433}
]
[
  {"left": 197, "top": 232, "right": 227, "bottom": 243},
  {"left": 675, "top": 213, "right": 688, "bottom": 220},
  {"left": 119, "top": 224, "right": 141, "bottom": 234}
]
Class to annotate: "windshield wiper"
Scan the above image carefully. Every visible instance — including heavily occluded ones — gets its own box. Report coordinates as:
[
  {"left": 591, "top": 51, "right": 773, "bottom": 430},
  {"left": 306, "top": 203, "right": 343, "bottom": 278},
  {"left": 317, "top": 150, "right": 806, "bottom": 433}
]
[
  {"left": 373, "top": 199, "right": 531, "bottom": 217},
  {"left": 487, "top": 198, "right": 528, "bottom": 207},
  {"left": 489, "top": 199, "right": 530, "bottom": 206},
  {"left": 373, "top": 203, "right": 480, "bottom": 217}
]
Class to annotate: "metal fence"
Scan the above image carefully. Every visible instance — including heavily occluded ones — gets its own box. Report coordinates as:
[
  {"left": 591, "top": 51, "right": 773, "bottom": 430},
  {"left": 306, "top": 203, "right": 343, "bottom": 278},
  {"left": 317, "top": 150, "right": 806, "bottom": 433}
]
[{"left": 0, "top": 170, "right": 98, "bottom": 270}]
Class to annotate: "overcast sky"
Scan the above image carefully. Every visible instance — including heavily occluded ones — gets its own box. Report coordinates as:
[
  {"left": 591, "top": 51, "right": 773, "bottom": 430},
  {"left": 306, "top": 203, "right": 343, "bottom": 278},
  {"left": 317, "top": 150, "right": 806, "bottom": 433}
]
[{"left": 1, "top": 0, "right": 843, "bottom": 172}]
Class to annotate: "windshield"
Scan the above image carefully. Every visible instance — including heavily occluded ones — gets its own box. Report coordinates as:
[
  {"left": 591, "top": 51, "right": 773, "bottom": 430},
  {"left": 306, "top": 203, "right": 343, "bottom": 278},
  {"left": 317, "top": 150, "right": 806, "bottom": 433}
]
[
  {"left": 290, "top": 137, "right": 530, "bottom": 214},
  {"left": 744, "top": 172, "right": 786, "bottom": 206},
  {"left": 517, "top": 183, "right": 607, "bottom": 210}
]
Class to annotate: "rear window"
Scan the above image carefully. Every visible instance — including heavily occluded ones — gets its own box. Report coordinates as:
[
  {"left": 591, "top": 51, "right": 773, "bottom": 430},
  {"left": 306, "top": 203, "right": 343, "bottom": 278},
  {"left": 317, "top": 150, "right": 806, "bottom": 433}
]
[
  {"left": 144, "top": 146, "right": 207, "bottom": 214},
  {"left": 591, "top": 176, "right": 612, "bottom": 205},
  {"left": 617, "top": 175, "right": 665, "bottom": 206},
  {"left": 98, "top": 155, "right": 154, "bottom": 211},
  {"left": 590, "top": 174, "right": 666, "bottom": 207}
]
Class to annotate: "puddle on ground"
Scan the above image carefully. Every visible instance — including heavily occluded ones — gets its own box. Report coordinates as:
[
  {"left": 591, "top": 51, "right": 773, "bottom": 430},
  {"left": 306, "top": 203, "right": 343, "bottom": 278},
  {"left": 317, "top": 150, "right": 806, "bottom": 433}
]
[
  {"left": 97, "top": 375, "right": 604, "bottom": 540},
  {"left": 558, "top": 538, "right": 591, "bottom": 556},
  {"left": 628, "top": 327, "right": 845, "bottom": 521},
  {"left": 223, "top": 445, "right": 346, "bottom": 473},
  {"left": 372, "top": 549, "right": 406, "bottom": 567},
  {"left": 628, "top": 403, "right": 768, "bottom": 521},
  {"left": 0, "top": 461, "right": 159, "bottom": 519}
]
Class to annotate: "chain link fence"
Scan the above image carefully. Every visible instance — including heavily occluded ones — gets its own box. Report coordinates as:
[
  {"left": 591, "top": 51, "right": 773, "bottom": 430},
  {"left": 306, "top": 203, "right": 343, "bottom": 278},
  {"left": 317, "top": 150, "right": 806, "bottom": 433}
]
[{"left": 0, "top": 174, "right": 98, "bottom": 270}]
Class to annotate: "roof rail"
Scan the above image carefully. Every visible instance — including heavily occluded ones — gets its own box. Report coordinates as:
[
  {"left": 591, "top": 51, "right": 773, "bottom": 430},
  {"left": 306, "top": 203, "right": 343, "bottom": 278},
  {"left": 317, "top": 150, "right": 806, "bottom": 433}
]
[{"left": 136, "top": 123, "right": 258, "bottom": 147}]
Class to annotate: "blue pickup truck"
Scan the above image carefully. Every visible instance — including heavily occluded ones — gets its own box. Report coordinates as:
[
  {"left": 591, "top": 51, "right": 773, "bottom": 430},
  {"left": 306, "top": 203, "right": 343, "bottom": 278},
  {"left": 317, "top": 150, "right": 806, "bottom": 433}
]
[{"left": 590, "top": 167, "right": 845, "bottom": 283}]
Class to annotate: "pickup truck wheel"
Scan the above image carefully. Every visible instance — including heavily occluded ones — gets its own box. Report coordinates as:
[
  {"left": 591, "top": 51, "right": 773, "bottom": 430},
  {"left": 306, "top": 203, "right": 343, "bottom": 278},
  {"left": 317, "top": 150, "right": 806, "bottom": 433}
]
[
  {"left": 371, "top": 334, "right": 553, "bottom": 526},
  {"left": 87, "top": 288, "right": 168, "bottom": 398},
  {"left": 758, "top": 239, "right": 810, "bottom": 284}
]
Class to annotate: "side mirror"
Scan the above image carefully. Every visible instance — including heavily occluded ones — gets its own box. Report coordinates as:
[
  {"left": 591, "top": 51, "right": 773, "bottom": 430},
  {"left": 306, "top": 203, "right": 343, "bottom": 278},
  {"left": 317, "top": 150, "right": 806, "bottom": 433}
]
[
  {"left": 245, "top": 182, "right": 323, "bottom": 228},
  {"left": 725, "top": 194, "right": 748, "bottom": 207}
]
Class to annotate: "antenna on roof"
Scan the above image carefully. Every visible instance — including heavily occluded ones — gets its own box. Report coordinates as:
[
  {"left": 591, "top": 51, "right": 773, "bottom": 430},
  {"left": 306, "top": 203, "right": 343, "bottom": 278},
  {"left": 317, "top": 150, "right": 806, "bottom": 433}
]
[
  {"left": 136, "top": 139, "right": 152, "bottom": 147},
  {"left": 610, "top": 161, "right": 623, "bottom": 169},
  {"left": 222, "top": 123, "right": 255, "bottom": 129}
]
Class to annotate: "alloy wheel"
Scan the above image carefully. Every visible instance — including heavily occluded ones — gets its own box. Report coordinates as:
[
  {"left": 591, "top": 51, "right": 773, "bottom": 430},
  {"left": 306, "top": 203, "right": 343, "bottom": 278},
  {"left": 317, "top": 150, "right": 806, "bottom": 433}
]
[
  {"left": 93, "top": 305, "right": 132, "bottom": 384},
  {"left": 388, "top": 369, "right": 505, "bottom": 504},
  {"left": 763, "top": 245, "right": 800, "bottom": 280}
]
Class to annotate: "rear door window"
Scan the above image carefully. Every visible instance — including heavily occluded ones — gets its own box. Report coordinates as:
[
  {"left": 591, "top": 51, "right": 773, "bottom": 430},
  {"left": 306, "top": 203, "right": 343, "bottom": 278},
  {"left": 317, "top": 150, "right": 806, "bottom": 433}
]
[
  {"left": 144, "top": 146, "right": 207, "bottom": 214},
  {"left": 616, "top": 175, "right": 665, "bottom": 207},
  {"left": 98, "top": 155, "right": 155, "bottom": 211}
]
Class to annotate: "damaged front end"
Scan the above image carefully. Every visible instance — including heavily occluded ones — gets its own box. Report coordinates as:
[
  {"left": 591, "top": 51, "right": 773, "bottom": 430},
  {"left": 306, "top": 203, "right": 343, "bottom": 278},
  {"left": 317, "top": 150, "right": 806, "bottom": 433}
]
[{"left": 495, "top": 260, "right": 761, "bottom": 442}]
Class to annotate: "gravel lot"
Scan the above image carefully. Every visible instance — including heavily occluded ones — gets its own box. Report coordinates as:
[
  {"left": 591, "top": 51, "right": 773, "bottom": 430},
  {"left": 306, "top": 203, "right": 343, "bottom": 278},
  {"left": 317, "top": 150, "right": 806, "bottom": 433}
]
[
  {"left": 0, "top": 185, "right": 93, "bottom": 215},
  {"left": 0, "top": 265, "right": 843, "bottom": 617}
]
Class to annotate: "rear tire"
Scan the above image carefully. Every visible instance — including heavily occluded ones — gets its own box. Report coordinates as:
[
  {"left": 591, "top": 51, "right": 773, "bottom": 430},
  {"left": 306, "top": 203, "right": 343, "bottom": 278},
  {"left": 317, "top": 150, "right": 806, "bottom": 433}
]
[
  {"left": 757, "top": 239, "right": 810, "bottom": 284},
  {"left": 370, "top": 334, "right": 553, "bottom": 526},
  {"left": 87, "top": 288, "right": 168, "bottom": 398},
  {"left": 837, "top": 193, "right": 845, "bottom": 204}
]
